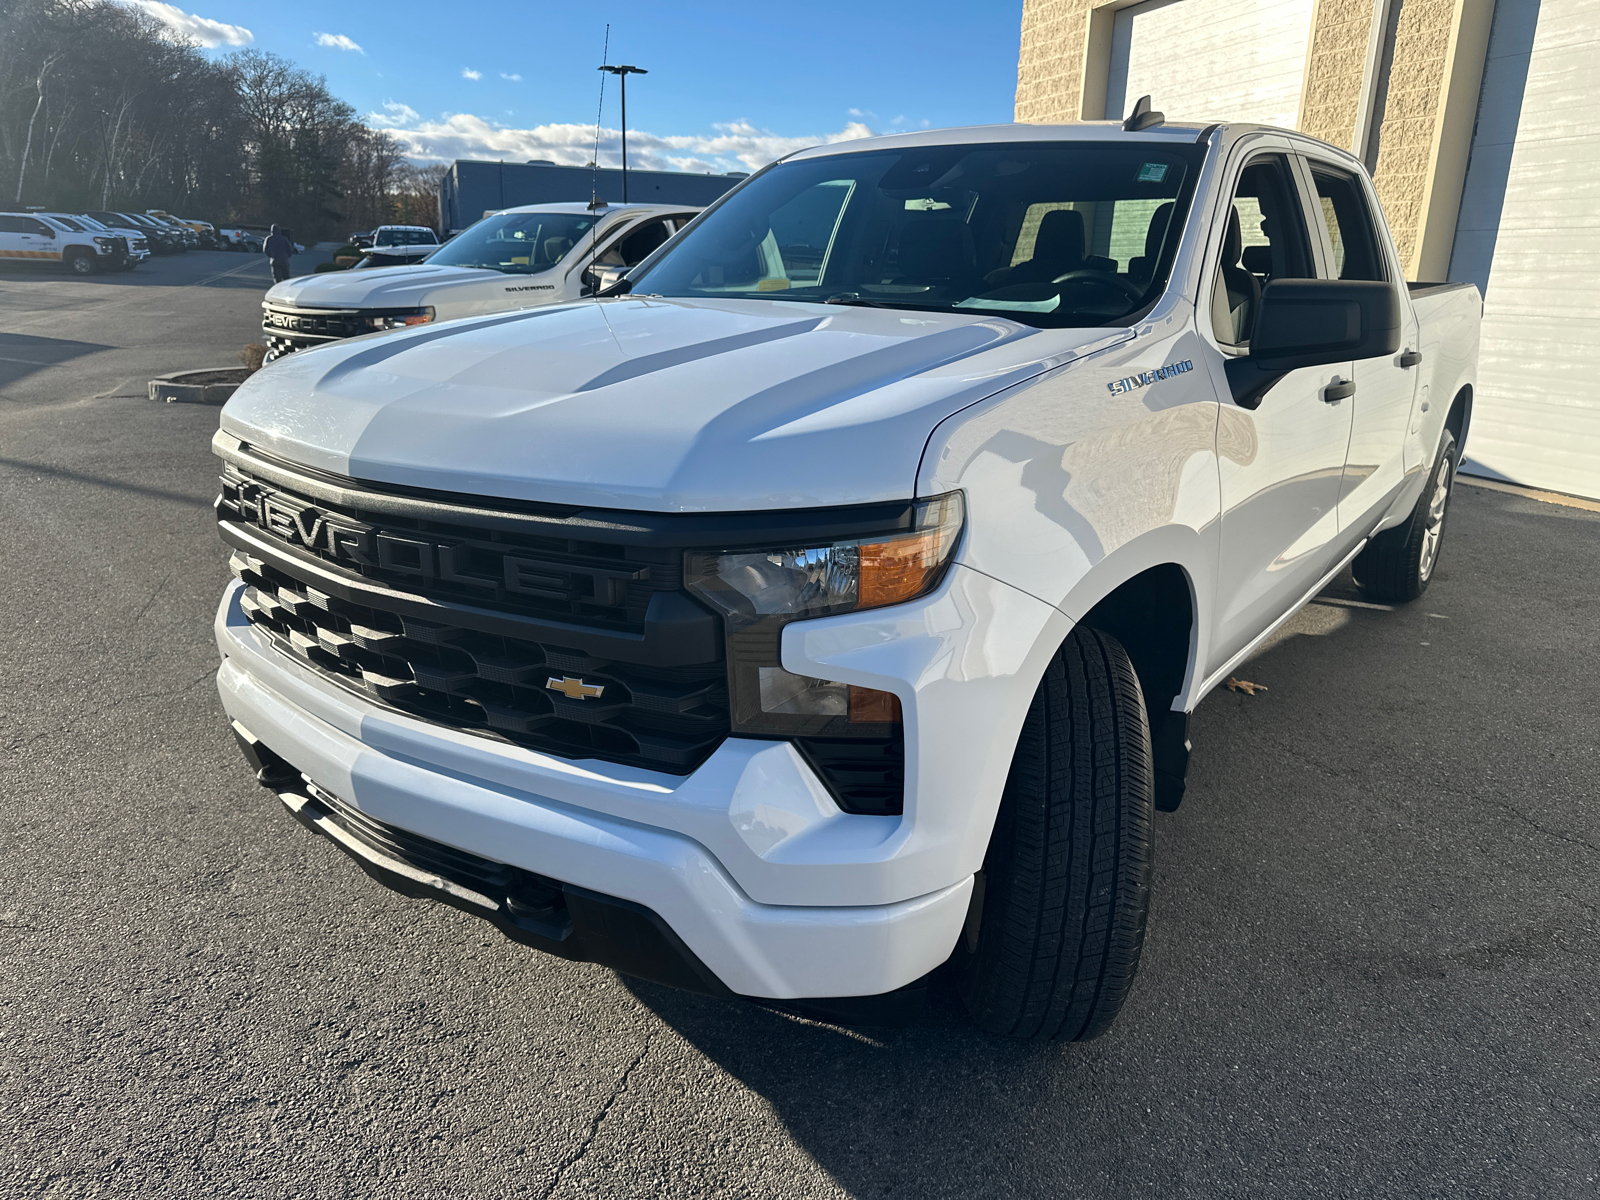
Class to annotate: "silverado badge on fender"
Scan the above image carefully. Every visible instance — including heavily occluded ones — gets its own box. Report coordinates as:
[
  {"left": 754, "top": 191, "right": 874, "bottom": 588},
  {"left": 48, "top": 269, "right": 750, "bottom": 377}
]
[{"left": 1108, "top": 360, "right": 1194, "bottom": 394}]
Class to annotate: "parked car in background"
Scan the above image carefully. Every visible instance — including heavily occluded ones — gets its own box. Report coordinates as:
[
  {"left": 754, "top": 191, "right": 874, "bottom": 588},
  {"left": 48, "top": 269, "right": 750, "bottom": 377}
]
[
  {"left": 259, "top": 203, "right": 697, "bottom": 359},
  {"left": 217, "top": 119, "right": 1479, "bottom": 1038},
  {"left": 148, "top": 210, "right": 216, "bottom": 248},
  {"left": 85, "top": 211, "right": 181, "bottom": 254},
  {"left": 44, "top": 213, "right": 149, "bottom": 268},
  {"left": 220, "top": 226, "right": 266, "bottom": 252},
  {"left": 0, "top": 211, "right": 128, "bottom": 272},
  {"left": 349, "top": 230, "right": 375, "bottom": 248},
  {"left": 350, "top": 225, "right": 440, "bottom": 269}
]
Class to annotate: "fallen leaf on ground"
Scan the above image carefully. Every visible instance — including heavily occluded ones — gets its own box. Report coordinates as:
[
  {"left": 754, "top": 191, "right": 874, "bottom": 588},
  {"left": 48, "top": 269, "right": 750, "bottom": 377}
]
[{"left": 1225, "top": 677, "right": 1268, "bottom": 696}]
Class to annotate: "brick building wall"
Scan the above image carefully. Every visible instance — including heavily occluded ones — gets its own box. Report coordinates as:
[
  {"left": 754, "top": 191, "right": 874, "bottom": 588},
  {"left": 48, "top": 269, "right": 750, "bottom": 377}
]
[{"left": 1014, "top": 0, "right": 1489, "bottom": 278}]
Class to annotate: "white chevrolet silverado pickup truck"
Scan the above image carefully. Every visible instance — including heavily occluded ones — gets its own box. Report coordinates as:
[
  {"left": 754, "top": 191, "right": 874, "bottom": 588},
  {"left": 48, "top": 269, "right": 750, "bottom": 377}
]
[
  {"left": 259, "top": 202, "right": 699, "bottom": 361},
  {"left": 214, "top": 116, "right": 1480, "bottom": 1038}
]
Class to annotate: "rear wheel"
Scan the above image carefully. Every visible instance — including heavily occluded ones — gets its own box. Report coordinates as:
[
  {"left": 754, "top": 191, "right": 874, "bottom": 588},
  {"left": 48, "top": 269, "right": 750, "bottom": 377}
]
[
  {"left": 1352, "top": 428, "right": 1457, "bottom": 603},
  {"left": 66, "top": 249, "right": 98, "bottom": 275},
  {"left": 953, "top": 626, "right": 1154, "bottom": 1041}
]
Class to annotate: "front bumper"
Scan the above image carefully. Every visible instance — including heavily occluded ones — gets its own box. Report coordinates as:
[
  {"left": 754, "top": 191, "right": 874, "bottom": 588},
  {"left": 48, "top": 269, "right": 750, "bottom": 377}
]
[{"left": 214, "top": 559, "right": 1070, "bottom": 1000}]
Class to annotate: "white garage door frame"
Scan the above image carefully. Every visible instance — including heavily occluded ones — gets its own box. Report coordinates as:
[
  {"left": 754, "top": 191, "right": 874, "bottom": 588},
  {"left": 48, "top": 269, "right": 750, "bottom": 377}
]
[
  {"left": 1449, "top": 0, "right": 1600, "bottom": 500},
  {"left": 1072, "top": 0, "right": 1319, "bottom": 127}
]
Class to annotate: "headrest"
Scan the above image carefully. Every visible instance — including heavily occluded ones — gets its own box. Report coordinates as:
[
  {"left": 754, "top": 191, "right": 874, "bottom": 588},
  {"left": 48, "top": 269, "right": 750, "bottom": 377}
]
[
  {"left": 543, "top": 236, "right": 572, "bottom": 262},
  {"left": 1144, "top": 202, "right": 1174, "bottom": 257},
  {"left": 1224, "top": 207, "right": 1243, "bottom": 265},
  {"left": 1032, "top": 208, "right": 1086, "bottom": 265},
  {"left": 897, "top": 220, "right": 971, "bottom": 280}
]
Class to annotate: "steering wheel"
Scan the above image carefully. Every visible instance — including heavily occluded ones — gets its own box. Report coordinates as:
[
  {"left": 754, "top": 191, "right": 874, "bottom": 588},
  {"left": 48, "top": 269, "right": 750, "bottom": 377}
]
[{"left": 1052, "top": 269, "right": 1145, "bottom": 303}]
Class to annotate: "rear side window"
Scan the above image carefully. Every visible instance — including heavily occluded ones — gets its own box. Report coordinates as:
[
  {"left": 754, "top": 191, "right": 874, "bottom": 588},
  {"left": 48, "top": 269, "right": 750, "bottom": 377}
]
[{"left": 1309, "top": 168, "right": 1385, "bottom": 281}]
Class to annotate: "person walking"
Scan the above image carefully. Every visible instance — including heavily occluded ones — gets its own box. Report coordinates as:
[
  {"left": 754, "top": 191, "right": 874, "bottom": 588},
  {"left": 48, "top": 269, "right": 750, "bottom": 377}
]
[{"left": 263, "top": 224, "right": 294, "bottom": 283}]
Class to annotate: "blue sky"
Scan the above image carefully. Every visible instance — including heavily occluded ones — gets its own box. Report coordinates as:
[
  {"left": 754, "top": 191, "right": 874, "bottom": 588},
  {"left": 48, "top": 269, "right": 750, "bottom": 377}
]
[{"left": 127, "top": 1, "right": 1025, "bottom": 171}]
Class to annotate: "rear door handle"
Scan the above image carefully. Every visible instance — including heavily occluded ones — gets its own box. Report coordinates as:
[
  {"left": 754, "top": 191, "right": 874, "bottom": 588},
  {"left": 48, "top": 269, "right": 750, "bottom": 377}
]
[
  {"left": 1323, "top": 378, "right": 1356, "bottom": 404},
  {"left": 1399, "top": 350, "right": 1423, "bottom": 368}
]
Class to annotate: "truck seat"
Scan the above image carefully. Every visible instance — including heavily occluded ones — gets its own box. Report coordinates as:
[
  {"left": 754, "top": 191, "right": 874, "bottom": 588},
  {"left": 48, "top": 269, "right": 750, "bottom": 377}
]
[{"left": 1219, "top": 207, "right": 1260, "bottom": 343}]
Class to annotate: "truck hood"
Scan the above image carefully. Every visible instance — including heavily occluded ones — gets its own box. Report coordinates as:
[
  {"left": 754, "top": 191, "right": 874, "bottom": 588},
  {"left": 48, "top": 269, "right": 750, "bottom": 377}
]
[
  {"left": 222, "top": 296, "right": 1130, "bottom": 511},
  {"left": 264, "top": 264, "right": 518, "bottom": 309}
]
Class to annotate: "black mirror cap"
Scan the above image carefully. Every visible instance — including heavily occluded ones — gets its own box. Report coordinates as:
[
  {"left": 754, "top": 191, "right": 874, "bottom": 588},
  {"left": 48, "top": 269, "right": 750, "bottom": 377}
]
[{"left": 1250, "top": 278, "right": 1401, "bottom": 371}]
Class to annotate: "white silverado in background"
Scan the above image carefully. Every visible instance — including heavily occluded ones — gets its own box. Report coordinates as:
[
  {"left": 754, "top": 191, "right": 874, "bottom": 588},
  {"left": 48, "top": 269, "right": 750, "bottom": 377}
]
[
  {"left": 214, "top": 117, "right": 1479, "bottom": 1037},
  {"left": 257, "top": 202, "right": 699, "bottom": 360}
]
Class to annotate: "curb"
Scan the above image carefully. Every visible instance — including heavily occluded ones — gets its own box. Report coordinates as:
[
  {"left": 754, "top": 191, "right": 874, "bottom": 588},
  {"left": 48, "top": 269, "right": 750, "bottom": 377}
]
[{"left": 148, "top": 367, "right": 252, "bottom": 405}]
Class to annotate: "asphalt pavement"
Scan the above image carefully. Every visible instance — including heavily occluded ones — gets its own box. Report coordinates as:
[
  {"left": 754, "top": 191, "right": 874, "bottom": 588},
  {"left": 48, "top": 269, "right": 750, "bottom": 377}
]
[{"left": 1, "top": 251, "right": 1596, "bottom": 1199}]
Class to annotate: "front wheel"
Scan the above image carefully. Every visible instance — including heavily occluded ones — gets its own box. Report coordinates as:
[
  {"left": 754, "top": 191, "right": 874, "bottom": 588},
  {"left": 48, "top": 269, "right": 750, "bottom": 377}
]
[
  {"left": 953, "top": 626, "right": 1154, "bottom": 1041},
  {"left": 1352, "top": 428, "right": 1458, "bottom": 603},
  {"left": 67, "top": 249, "right": 98, "bottom": 275}
]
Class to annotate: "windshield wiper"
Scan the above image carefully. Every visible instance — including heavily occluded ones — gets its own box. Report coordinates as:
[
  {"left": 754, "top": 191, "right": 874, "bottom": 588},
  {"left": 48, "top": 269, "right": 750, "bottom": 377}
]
[{"left": 824, "top": 293, "right": 949, "bottom": 312}]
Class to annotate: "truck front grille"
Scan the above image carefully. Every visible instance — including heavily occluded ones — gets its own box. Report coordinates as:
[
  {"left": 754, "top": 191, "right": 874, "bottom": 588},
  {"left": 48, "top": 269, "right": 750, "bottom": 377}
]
[
  {"left": 217, "top": 461, "right": 677, "bottom": 630},
  {"left": 231, "top": 549, "right": 728, "bottom": 771},
  {"left": 261, "top": 304, "right": 395, "bottom": 358}
]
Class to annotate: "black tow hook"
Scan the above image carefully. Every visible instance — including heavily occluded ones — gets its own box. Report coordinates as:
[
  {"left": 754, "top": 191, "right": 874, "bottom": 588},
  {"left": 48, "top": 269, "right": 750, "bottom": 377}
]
[{"left": 231, "top": 720, "right": 301, "bottom": 788}]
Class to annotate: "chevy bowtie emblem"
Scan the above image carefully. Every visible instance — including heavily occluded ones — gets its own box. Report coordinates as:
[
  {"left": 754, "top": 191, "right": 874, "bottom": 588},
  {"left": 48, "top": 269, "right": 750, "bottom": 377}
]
[{"left": 547, "top": 676, "right": 605, "bottom": 700}]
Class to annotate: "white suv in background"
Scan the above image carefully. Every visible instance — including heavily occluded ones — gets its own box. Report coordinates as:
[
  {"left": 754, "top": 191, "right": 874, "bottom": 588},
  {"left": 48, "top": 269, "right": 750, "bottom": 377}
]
[
  {"left": 260, "top": 203, "right": 699, "bottom": 359},
  {"left": 0, "top": 212, "right": 128, "bottom": 273},
  {"left": 48, "top": 213, "right": 151, "bottom": 268},
  {"left": 356, "top": 225, "right": 441, "bottom": 268}
]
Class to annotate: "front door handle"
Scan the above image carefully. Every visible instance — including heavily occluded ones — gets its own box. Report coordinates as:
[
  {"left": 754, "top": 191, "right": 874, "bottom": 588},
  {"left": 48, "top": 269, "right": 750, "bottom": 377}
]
[
  {"left": 1323, "top": 377, "right": 1355, "bottom": 404},
  {"left": 1399, "top": 350, "right": 1423, "bottom": 368}
]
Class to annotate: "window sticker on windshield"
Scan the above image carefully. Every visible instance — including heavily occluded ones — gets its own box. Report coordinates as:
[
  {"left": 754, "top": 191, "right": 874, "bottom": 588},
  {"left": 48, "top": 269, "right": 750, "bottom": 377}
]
[
  {"left": 1137, "top": 162, "right": 1169, "bottom": 183},
  {"left": 757, "top": 277, "right": 790, "bottom": 291}
]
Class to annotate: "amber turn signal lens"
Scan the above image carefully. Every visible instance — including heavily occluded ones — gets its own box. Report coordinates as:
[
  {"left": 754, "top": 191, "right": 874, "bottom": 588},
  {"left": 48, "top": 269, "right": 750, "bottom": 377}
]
[
  {"left": 848, "top": 685, "right": 901, "bottom": 724},
  {"left": 857, "top": 532, "right": 944, "bottom": 608}
]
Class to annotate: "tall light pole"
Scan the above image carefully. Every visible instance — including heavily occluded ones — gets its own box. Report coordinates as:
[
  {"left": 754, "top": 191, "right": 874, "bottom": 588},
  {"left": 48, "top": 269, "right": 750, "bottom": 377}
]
[{"left": 597, "top": 64, "right": 647, "bottom": 202}]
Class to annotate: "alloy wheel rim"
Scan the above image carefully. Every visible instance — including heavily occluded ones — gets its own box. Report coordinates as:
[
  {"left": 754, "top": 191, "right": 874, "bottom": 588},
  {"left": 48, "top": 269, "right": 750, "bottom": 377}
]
[{"left": 1419, "top": 456, "right": 1452, "bottom": 580}]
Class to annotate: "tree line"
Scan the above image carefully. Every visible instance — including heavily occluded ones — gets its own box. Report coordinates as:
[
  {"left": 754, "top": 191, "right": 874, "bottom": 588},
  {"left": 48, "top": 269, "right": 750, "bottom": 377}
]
[{"left": 0, "top": 0, "right": 444, "bottom": 239}]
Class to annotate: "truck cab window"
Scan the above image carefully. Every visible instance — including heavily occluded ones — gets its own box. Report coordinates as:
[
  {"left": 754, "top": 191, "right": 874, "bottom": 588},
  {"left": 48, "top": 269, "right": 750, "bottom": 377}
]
[
  {"left": 1309, "top": 168, "right": 1385, "bottom": 281},
  {"left": 1211, "top": 155, "right": 1313, "bottom": 347},
  {"left": 600, "top": 219, "right": 673, "bottom": 268}
]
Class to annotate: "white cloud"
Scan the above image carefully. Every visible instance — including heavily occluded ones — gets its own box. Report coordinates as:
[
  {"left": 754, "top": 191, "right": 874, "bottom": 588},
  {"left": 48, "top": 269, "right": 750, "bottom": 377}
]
[
  {"left": 119, "top": 1, "right": 252, "bottom": 47},
  {"left": 371, "top": 112, "right": 878, "bottom": 174},
  {"left": 501, "top": 73, "right": 522, "bottom": 82},
  {"left": 367, "top": 101, "right": 421, "bottom": 128},
  {"left": 314, "top": 32, "right": 363, "bottom": 53},
  {"left": 462, "top": 68, "right": 482, "bottom": 80}
]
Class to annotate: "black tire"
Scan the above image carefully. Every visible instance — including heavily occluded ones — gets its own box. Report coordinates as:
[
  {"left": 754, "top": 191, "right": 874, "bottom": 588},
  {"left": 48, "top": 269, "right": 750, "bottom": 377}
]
[
  {"left": 953, "top": 626, "right": 1154, "bottom": 1041},
  {"left": 66, "top": 249, "right": 98, "bottom": 275},
  {"left": 1352, "top": 428, "right": 1458, "bottom": 604}
]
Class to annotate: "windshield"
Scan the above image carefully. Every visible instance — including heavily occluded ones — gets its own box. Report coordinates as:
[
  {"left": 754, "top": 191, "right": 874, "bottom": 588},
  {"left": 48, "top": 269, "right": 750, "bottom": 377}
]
[
  {"left": 627, "top": 141, "right": 1202, "bottom": 327},
  {"left": 50, "top": 217, "right": 85, "bottom": 231},
  {"left": 374, "top": 228, "right": 438, "bottom": 246},
  {"left": 426, "top": 211, "right": 597, "bottom": 275}
]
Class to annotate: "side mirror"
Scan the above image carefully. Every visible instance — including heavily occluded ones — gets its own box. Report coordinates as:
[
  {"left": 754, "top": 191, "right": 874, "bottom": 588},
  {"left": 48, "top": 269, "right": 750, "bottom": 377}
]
[{"left": 1226, "top": 279, "right": 1401, "bottom": 409}]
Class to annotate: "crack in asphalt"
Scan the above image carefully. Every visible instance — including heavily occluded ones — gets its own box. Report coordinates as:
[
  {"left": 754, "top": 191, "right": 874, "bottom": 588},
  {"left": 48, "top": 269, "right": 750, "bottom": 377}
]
[
  {"left": 536, "top": 1034, "right": 652, "bottom": 1199},
  {"left": 1, "top": 664, "right": 217, "bottom": 755}
]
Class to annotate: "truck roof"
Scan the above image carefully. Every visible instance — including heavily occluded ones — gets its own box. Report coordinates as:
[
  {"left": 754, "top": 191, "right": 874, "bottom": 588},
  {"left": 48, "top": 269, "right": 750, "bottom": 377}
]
[
  {"left": 489, "top": 201, "right": 698, "bottom": 218},
  {"left": 786, "top": 120, "right": 1359, "bottom": 167}
]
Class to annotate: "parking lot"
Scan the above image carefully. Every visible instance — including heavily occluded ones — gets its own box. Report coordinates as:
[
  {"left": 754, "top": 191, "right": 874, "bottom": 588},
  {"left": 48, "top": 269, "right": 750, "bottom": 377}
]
[{"left": 1, "top": 253, "right": 1596, "bottom": 1198}]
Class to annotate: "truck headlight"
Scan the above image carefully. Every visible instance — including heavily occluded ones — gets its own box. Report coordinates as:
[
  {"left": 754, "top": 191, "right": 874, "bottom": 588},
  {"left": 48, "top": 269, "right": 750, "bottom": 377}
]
[
  {"left": 686, "top": 492, "right": 963, "bottom": 736},
  {"left": 366, "top": 307, "right": 435, "bottom": 330}
]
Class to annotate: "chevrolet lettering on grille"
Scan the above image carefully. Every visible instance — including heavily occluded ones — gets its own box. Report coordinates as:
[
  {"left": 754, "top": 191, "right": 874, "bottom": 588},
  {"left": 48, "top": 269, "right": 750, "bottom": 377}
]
[{"left": 221, "top": 466, "right": 649, "bottom": 604}]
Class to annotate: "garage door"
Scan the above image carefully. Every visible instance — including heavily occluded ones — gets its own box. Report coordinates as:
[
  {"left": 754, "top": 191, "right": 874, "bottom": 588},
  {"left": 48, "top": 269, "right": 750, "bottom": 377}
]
[
  {"left": 1104, "top": 0, "right": 1317, "bottom": 128},
  {"left": 1449, "top": 0, "right": 1600, "bottom": 500}
]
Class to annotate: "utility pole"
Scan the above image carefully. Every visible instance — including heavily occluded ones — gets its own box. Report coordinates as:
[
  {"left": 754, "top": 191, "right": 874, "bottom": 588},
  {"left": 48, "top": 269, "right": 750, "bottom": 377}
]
[{"left": 597, "top": 64, "right": 647, "bottom": 202}]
